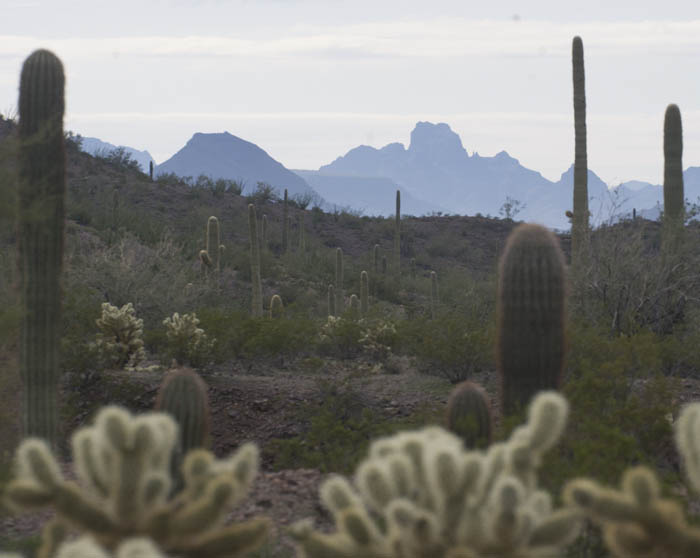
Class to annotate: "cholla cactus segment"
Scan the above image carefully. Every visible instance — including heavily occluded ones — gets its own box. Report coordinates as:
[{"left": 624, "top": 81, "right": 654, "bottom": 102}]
[
  {"left": 358, "top": 319, "right": 396, "bottom": 361},
  {"left": 55, "top": 537, "right": 167, "bottom": 558},
  {"left": 5, "top": 406, "right": 269, "bottom": 557},
  {"left": 162, "top": 312, "right": 215, "bottom": 367},
  {"left": 291, "top": 391, "right": 580, "bottom": 558},
  {"left": 562, "top": 401, "right": 700, "bottom": 558},
  {"left": 91, "top": 302, "right": 146, "bottom": 370}
]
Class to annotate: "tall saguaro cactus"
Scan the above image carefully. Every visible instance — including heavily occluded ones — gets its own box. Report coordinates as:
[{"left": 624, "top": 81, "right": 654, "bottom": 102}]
[
  {"left": 571, "top": 36, "right": 589, "bottom": 271},
  {"left": 248, "top": 204, "right": 263, "bottom": 318},
  {"left": 498, "top": 223, "right": 567, "bottom": 416},
  {"left": 394, "top": 189, "right": 401, "bottom": 284},
  {"left": 17, "top": 49, "right": 66, "bottom": 445},
  {"left": 373, "top": 244, "right": 380, "bottom": 275},
  {"left": 663, "top": 103, "right": 684, "bottom": 253}
]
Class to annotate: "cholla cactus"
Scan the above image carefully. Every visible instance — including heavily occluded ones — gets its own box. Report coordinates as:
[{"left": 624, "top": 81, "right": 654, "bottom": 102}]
[
  {"left": 91, "top": 302, "right": 146, "bottom": 370},
  {"left": 54, "top": 537, "right": 166, "bottom": 558},
  {"left": 564, "top": 401, "right": 700, "bottom": 557},
  {"left": 319, "top": 315, "right": 343, "bottom": 343},
  {"left": 162, "top": 312, "right": 215, "bottom": 368},
  {"left": 291, "top": 392, "right": 581, "bottom": 558},
  {"left": 358, "top": 319, "right": 396, "bottom": 361},
  {"left": 4, "top": 406, "right": 270, "bottom": 557}
]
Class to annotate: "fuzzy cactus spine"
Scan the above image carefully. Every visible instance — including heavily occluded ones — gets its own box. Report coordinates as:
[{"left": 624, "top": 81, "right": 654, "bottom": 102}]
[
  {"left": 446, "top": 381, "right": 493, "bottom": 449},
  {"left": 663, "top": 103, "right": 684, "bottom": 252},
  {"left": 17, "top": 49, "right": 66, "bottom": 445},
  {"left": 572, "top": 36, "right": 589, "bottom": 271},
  {"left": 498, "top": 223, "right": 567, "bottom": 416},
  {"left": 248, "top": 204, "right": 263, "bottom": 318}
]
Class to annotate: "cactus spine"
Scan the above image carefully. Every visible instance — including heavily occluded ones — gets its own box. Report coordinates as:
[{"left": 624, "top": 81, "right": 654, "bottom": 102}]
[
  {"left": 17, "top": 49, "right": 66, "bottom": 445},
  {"left": 430, "top": 270, "right": 439, "bottom": 319},
  {"left": 248, "top": 204, "right": 263, "bottom": 318},
  {"left": 335, "top": 247, "right": 344, "bottom": 312},
  {"left": 394, "top": 189, "right": 400, "bottom": 284},
  {"left": 328, "top": 284, "right": 336, "bottom": 317},
  {"left": 446, "top": 381, "right": 493, "bottom": 449},
  {"left": 154, "top": 368, "right": 211, "bottom": 485},
  {"left": 270, "top": 294, "right": 284, "bottom": 318},
  {"left": 572, "top": 36, "right": 589, "bottom": 271},
  {"left": 663, "top": 103, "right": 684, "bottom": 253},
  {"left": 360, "top": 271, "right": 369, "bottom": 316},
  {"left": 282, "top": 188, "right": 288, "bottom": 253},
  {"left": 498, "top": 223, "right": 567, "bottom": 416}
]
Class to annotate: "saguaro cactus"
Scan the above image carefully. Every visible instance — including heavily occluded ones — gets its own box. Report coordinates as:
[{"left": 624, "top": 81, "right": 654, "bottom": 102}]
[
  {"left": 17, "top": 49, "right": 66, "bottom": 444},
  {"left": 335, "top": 247, "right": 344, "bottom": 311},
  {"left": 270, "top": 294, "right": 284, "bottom": 318},
  {"left": 663, "top": 103, "right": 684, "bottom": 252},
  {"left": 571, "top": 35, "right": 589, "bottom": 271},
  {"left": 154, "top": 367, "right": 211, "bottom": 485},
  {"left": 360, "top": 270, "right": 369, "bottom": 316},
  {"left": 394, "top": 189, "right": 401, "bottom": 283},
  {"left": 149, "top": 160, "right": 154, "bottom": 181},
  {"left": 282, "top": 189, "right": 289, "bottom": 253},
  {"left": 498, "top": 223, "right": 567, "bottom": 416},
  {"left": 430, "top": 270, "right": 439, "bottom": 319},
  {"left": 349, "top": 294, "right": 360, "bottom": 316},
  {"left": 373, "top": 244, "right": 380, "bottom": 275},
  {"left": 446, "top": 381, "right": 493, "bottom": 449},
  {"left": 248, "top": 204, "right": 263, "bottom": 318}
]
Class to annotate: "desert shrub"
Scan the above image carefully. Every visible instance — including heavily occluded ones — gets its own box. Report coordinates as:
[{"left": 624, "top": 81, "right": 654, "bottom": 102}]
[
  {"left": 267, "top": 381, "right": 389, "bottom": 473},
  {"left": 241, "top": 314, "right": 317, "bottom": 358},
  {"left": 318, "top": 315, "right": 363, "bottom": 359},
  {"left": 535, "top": 325, "right": 678, "bottom": 494},
  {"left": 246, "top": 181, "right": 279, "bottom": 205},
  {"left": 89, "top": 302, "right": 146, "bottom": 370},
  {"left": 60, "top": 286, "right": 104, "bottom": 373},
  {"left": 397, "top": 311, "right": 494, "bottom": 383},
  {"left": 161, "top": 311, "right": 216, "bottom": 368}
]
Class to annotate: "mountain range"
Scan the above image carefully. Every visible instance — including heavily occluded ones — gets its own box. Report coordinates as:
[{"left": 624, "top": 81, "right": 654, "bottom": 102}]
[
  {"left": 79, "top": 137, "right": 155, "bottom": 174},
  {"left": 85, "top": 123, "right": 700, "bottom": 230}
]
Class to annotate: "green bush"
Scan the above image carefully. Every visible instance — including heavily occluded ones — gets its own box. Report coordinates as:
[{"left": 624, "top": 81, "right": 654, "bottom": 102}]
[
  {"left": 396, "top": 311, "right": 494, "bottom": 383},
  {"left": 317, "top": 315, "right": 363, "bottom": 359}
]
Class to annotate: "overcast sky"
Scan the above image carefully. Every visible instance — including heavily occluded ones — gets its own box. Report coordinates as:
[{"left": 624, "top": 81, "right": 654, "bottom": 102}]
[{"left": 2, "top": 0, "right": 700, "bottom": 185}]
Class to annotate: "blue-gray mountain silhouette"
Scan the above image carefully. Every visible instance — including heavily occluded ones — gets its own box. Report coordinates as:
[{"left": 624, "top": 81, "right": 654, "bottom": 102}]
[
  {"left": 307, "top": 121, "right": 700, "bottom": 228},
  {"left": 80, "top": 137, "right": 154, "bottom": 174},
  {"left": 156, "top": 131, "right": 315, "bottom": 198}
]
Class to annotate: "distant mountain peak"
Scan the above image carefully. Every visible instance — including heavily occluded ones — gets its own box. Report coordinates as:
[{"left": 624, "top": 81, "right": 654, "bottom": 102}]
[{"left": 408, "top": 121, "right": 467, "bottom": 159}]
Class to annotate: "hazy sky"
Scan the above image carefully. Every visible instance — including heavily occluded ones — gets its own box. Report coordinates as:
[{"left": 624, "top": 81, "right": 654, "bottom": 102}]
[{"left": 2, "top": 0, "right": 700, "bottom": 185}]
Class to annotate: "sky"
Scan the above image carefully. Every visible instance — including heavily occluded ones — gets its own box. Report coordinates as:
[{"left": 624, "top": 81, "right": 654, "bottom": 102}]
[{"left": 2, "top": 0, "right": 700, "bottom": 185}]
